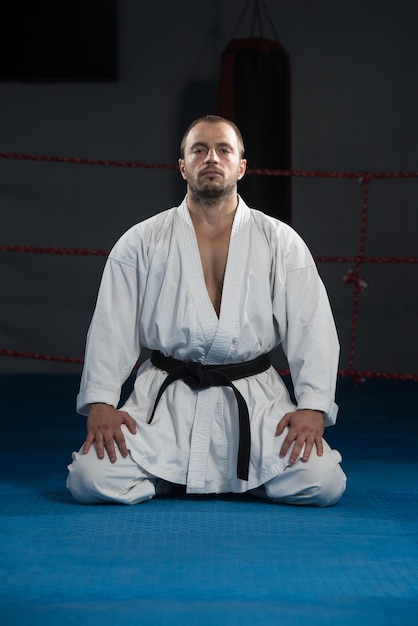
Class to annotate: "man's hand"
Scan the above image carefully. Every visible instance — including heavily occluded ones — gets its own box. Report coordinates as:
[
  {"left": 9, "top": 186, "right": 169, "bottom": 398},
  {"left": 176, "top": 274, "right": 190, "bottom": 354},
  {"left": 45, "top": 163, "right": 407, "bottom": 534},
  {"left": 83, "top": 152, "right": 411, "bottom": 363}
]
[
  {"left": 83, "top": 403, "right": 137, "bottom": 463},
  {"left": 275, "top": 409, "right": 325, "bottom": 464}
]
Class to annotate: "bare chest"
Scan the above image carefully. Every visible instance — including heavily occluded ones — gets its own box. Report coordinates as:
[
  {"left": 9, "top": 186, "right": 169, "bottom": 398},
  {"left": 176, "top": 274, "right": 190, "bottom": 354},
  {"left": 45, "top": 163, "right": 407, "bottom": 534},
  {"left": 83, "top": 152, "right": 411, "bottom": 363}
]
[{"left": 195, "top": 229, "right": 231, "bottom": 317}]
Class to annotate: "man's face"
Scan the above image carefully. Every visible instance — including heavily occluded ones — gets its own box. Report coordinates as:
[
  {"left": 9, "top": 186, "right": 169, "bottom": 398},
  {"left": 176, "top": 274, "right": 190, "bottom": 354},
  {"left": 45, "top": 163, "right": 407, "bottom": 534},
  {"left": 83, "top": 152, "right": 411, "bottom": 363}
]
[{"left": 179, "top": 122, "right": 246, "bottom": 201}]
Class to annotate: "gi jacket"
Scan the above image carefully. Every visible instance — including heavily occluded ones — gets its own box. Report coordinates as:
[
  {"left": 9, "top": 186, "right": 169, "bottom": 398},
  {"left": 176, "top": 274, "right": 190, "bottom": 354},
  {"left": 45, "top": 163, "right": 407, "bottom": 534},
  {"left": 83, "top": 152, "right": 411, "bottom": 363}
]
[{"left": 77, "top": 198, "right": 339, "bottom": 494}]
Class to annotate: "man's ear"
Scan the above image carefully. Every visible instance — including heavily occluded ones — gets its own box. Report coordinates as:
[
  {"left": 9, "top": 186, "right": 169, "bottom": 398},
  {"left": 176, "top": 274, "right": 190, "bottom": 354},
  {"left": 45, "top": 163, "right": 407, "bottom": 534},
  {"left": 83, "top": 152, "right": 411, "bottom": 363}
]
[
  {"left": 178, "top": 158, "right": 187, "bottom": 180},
  {"left": 237, "top": 159, "right": 247, "bottom": 181}
]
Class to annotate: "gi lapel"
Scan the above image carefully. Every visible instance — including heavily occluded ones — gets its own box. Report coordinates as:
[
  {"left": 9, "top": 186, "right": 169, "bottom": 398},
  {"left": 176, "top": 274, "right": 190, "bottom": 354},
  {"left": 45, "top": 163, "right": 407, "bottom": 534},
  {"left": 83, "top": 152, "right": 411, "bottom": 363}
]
[
  {"left": 176, "top": 199, "right": 250, "bottom": 364},
  {"left": 176, "top": 200, "right": 219, "bottom": 349}
]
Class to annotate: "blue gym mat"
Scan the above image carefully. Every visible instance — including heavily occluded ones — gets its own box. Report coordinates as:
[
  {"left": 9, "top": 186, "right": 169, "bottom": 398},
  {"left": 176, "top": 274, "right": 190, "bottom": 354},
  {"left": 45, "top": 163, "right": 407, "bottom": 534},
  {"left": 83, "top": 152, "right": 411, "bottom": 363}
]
[{"left": 0, "top": 374, "right": 417, "bottom": 626}]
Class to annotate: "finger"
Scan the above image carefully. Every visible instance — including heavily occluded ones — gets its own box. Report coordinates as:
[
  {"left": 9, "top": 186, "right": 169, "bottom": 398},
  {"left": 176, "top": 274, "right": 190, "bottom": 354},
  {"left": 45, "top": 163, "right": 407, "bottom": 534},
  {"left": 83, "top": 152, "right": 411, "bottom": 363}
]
[
  {"left": 82, "top": 433, "right": 94, "bottom": 455},
  {"left": 315, "top": 436, "right": 324, "bottom": 457},
  {"left": 122, "top": 412, "right": 137, "bottom": 435},
  {"left": 95, "top": 435, "right": 106, "bottom": 460},
  {"left": 289, "top": 440, "right": 305, "bottom": 464},
  {"left": 103, "top": 434, "right": 117, "bottom": 463},
  {"left": 114, "top": 430, "right": 129, "bottom": 459},
  {"left": 275, "top": 414, "right": 290, "bottom": 436},
  {"left": 301, "top": 435, "right": 323, "bottom": 462},
  {"left": 301, "top": 440, "right": 314, "bottom": 462},
  {"left": 279, "top": 431, "right": 294, "bottom": 458}
]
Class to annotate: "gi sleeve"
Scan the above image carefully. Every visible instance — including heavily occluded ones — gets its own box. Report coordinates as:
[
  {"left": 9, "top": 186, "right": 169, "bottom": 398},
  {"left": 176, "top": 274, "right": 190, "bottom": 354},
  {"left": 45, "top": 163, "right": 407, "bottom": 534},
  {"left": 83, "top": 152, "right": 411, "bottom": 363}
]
[
  {"left": 76, "top": 254, "right": 142, "bottom": 416},
  {"left": 273, "top": 232, "right": 340, "bottom": 426}
]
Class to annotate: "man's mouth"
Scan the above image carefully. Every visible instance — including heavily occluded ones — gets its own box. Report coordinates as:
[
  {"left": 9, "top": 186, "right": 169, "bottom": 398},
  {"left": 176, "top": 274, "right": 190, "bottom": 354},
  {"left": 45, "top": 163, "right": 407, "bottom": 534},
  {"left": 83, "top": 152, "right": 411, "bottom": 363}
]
[{"left": 200, "top": 169, "right": 223, "bottom": 178}]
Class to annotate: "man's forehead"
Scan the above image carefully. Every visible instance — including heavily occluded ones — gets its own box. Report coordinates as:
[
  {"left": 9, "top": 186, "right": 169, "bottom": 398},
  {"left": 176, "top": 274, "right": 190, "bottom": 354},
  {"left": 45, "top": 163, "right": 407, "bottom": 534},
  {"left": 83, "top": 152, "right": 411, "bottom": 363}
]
[{"left": 186, "top": 122, "right": 238, "bottom": 147}]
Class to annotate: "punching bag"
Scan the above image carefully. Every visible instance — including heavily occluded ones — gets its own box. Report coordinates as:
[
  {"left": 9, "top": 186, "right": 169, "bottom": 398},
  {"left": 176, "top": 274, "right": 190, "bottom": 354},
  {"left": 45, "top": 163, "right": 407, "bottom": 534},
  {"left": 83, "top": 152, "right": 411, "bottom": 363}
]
[{"left": 218, "top": 36, "right": 291, "bottom": 223}]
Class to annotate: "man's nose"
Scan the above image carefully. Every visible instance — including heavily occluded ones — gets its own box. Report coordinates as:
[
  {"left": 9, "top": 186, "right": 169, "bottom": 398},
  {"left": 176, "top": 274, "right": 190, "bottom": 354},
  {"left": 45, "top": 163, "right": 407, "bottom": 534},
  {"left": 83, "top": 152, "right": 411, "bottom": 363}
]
[{"left": 205, "top": 148, "right": 219, "bottom": 163}]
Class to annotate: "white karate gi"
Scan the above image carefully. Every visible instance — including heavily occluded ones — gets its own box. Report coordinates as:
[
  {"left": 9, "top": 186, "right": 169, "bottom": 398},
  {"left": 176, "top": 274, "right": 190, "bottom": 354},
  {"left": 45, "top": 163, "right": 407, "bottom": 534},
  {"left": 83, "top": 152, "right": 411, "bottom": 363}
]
[{"left": 67, "top": 198, "right": 346, "bottom": 505}]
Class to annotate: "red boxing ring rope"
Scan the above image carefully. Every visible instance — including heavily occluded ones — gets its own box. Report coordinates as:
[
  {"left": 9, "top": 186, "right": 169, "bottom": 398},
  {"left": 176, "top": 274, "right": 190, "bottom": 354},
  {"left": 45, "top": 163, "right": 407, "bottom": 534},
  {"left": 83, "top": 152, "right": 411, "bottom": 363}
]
[{"left": 1, "top": 151, "right": 417, "bottom": 383}]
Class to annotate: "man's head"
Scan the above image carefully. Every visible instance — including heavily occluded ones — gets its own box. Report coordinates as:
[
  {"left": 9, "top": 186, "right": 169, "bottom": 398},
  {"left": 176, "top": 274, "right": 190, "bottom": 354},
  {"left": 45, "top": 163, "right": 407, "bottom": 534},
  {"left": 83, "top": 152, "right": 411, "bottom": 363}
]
[
  {"left": 178, "top": 115, "right": 247, "bottom": 204},
  {"left": 180, "top": 115, "right": 245, "bottom": 159}
]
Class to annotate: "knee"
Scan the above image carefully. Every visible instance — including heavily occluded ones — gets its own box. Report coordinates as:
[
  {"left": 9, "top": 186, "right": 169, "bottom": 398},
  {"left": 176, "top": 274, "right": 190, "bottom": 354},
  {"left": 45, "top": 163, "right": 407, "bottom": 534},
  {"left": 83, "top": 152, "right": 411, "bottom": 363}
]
[
  {"left": 66, "top": 449, "right": 107, "bottom": 504},
  {"left": 309, "top": 459, "right": 347, "bottom": 506},
  {"left": 66, "top": 447, "right": 159, "bottom": 505},
  {"left": 264, "top": 449, "right": 347, "bottom": 507}
]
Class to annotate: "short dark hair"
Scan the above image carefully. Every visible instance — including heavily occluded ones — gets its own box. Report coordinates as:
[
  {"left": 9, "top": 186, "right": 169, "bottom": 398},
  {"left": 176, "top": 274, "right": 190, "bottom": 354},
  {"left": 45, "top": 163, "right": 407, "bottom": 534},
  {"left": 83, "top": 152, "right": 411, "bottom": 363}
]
[{"left": 180, "top": 115, "right": 245, "bottom": 159}]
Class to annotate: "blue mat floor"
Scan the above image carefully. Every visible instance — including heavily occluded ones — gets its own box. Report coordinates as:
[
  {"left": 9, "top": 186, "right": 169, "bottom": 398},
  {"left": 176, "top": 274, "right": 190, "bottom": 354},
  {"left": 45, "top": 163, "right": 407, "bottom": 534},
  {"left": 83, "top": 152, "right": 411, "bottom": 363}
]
[{"left": 0, "top": 374, "right": 417, "bottom": 625}]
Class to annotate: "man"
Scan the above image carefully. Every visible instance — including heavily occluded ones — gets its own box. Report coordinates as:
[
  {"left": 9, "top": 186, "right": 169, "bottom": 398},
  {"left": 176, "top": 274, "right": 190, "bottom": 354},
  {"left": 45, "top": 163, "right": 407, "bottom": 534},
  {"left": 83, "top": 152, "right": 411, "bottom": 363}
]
[{"left": 67, "top": 115, "right": 346, "bottom": 506}]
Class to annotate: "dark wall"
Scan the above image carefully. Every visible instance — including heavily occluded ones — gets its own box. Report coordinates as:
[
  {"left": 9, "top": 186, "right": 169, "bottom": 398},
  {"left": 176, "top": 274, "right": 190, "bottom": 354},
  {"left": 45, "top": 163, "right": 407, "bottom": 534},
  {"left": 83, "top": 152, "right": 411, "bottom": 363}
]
[{"left": 0, "top": 0, "right": 417, "bottom": 374}]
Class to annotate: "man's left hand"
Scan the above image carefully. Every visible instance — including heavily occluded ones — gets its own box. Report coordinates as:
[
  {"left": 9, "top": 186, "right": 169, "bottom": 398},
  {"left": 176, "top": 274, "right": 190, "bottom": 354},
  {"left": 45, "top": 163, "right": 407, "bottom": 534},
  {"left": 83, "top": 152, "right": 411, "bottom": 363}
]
[{"left": 275, "top": 409, "right": 325, "bottom": 464}]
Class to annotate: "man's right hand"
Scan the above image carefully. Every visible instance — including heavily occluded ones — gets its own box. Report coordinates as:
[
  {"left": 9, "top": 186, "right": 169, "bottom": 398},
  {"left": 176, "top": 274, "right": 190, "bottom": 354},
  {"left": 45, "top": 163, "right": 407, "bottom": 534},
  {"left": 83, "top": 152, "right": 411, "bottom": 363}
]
[{"left": 83, "top": 403, "right": 137, "bottom": 463}]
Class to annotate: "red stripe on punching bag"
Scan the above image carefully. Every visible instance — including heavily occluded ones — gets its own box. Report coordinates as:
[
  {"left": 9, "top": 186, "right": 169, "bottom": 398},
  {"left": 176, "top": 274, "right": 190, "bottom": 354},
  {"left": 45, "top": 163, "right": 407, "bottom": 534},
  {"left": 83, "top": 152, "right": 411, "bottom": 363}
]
[{"left": 218, "top": 38, "right": 291, "bottom": 223}]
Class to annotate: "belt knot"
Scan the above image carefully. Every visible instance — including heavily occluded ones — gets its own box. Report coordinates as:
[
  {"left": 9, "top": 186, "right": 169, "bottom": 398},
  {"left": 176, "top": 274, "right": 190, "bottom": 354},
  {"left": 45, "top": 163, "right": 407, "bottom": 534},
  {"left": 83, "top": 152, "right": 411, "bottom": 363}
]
[{"left": 184, "top": 361, "right": 207, "bottom": 389}]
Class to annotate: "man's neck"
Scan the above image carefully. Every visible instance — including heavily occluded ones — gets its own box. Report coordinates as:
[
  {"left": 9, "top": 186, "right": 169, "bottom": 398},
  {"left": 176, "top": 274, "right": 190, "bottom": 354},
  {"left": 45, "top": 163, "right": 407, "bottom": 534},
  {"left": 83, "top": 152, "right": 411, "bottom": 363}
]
[{"left": 186, "top": 193, "right": 239, "bottom": 229}]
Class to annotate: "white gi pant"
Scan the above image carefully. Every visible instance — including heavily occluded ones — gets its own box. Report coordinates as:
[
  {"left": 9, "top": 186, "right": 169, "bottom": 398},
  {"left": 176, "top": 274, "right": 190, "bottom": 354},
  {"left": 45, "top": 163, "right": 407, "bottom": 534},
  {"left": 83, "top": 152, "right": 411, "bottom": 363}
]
[{"left": 67, "top": 439, "right": 346, "bottom": 507}]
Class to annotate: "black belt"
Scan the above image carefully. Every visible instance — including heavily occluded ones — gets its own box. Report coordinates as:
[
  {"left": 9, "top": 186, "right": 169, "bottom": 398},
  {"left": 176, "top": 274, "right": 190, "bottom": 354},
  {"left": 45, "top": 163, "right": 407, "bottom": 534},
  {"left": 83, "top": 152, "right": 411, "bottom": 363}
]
[{"left": 148, "top": 351, "right": 271, "bottom": 481}]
